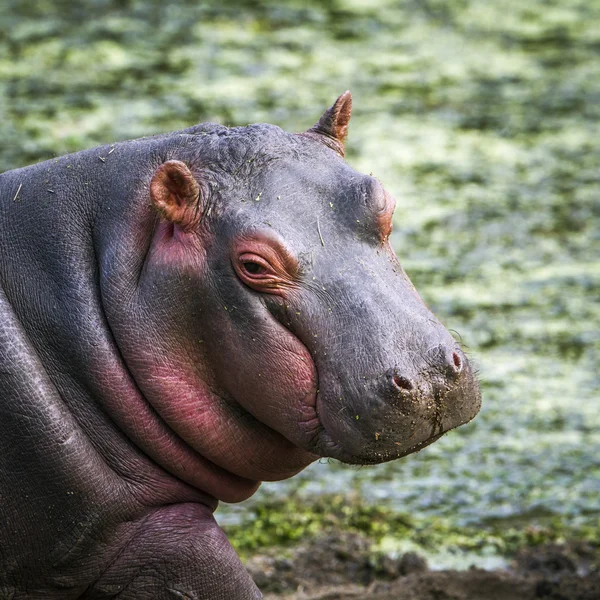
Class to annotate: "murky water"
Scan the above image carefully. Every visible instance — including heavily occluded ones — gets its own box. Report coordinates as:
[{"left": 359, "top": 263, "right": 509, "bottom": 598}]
[{"left": 1, "top": 0, "right": 598, "bottom": 543}]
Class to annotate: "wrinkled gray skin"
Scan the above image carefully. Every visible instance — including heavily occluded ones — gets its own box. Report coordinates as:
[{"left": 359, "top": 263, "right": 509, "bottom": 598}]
[{"left": 0, "top": 95, "right": 480, "bottom": 599}]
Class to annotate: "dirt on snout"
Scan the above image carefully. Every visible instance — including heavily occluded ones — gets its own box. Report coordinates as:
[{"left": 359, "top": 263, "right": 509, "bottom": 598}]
[{"left": 245, "top": 533, "right": 600, "bottom": 600}]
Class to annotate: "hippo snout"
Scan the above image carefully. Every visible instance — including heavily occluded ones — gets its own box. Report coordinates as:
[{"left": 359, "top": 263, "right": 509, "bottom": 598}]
[{"left": 314, "top": 344, "right": 481, "bottom": 465}]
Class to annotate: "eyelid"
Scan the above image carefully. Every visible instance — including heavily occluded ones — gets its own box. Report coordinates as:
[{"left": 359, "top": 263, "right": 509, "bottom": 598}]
[
  {"left": 235, "top": 235, "right": 299, "bottom": 278},
  {"left": 375, "top": 189, "right": 395, "bottom": 241},
  {"left": 238, "top": 254, "right": 271, "bottom": 276},
  {"left": 232, "top": 236, "right": 300, "bottom": 294}
]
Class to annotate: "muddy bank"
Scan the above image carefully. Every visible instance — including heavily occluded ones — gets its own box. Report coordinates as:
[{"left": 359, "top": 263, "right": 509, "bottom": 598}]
[
  {"left": 261, "top": 571, "right": 600, "bottom": 600},
  {"left": 246, "top": 533, "right": 600, "bottom": 600}
]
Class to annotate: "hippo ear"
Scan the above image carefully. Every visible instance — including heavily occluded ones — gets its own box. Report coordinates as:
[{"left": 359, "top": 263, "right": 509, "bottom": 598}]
[
  {"left": 150, "top": 160, "right": 201, "bottom": 230},
  {"left": 305, "top": 91, "right": 352, "bottom": 157}
]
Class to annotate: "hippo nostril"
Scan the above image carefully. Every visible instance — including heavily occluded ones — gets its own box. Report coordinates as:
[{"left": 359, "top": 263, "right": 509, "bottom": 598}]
[
  {"left": 452, "top": 351, "right": 463, "bottom": 373},
  {"left": 392, "top": 374, "right": 414, "bottom": 392},
  {"left": 443, "top": 350, "right": 464, "bottom": 382}
]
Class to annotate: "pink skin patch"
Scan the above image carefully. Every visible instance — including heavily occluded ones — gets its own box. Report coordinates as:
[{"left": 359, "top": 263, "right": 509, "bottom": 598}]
[
  {"left": 91, "top": 354, "right": 262, "bottom": 504},
  {"left": 207, "top": 300, "right": 323, "bottom": 457},
  {"left": 137, "top": 354, "right": 319, "bottom": 484},
  {"left": 376, "top": 189, "right": 396, "bottom": 241}
]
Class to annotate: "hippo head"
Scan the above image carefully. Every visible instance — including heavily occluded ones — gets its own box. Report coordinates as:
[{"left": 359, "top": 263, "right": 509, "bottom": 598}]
[{"left": 109, "top": 93, "right": 480, "bottom": 500}]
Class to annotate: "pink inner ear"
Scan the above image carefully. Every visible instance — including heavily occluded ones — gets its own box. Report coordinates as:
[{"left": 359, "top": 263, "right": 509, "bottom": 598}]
[
  {"left": 166, "top": 171, "right": 190, "bottom": 208},
  {"left": 150, "top": 160, "right": 201, "bottom": 229},
  {"left": 328, "top": 90, "right": 352, "bottom": 141},
  {"left": 303, "top": 91, "right": 353, "bottom": 157}
]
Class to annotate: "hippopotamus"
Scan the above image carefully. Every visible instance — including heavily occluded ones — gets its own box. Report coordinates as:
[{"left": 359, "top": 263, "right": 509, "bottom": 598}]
[{"left": 0, "top": 92, "right": 480, "bottom": 599}]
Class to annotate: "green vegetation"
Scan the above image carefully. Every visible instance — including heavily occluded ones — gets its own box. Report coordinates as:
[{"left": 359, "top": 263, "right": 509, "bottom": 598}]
[
  {"left": 225, "top": 493, "right": 599, "bottom": 563},
  {"left": 1, "top": 0, "right": 598, "bottom": 562}
]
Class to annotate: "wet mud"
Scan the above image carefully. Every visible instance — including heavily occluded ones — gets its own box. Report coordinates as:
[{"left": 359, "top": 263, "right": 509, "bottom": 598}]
[{"left": 247, "top": 533, "right": 600, "bottom": 600}]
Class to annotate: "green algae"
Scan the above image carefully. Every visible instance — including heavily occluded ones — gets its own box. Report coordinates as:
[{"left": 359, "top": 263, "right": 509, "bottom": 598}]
[
  {"left": 224, "top": 493, "right": 599, "bottom": 567},
  {"left": 1, "top": 0, "right": 598, "bottom": 560}
]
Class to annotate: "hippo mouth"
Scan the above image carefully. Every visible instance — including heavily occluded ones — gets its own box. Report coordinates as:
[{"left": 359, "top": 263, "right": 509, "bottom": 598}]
[
  {"left": 300, "top": 360, "right": 481, "bottom": 466},
  {"left": 307, "top": 387, "right": 450, "bottom": 466},
  {"left": 326, "top": 432, "right": 445, "bottom": 465}
]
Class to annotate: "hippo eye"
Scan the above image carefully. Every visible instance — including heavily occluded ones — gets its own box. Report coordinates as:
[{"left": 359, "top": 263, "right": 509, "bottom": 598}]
[
  {"left": 237, "top": 253, "right": 272, "bottom": 279},
  {"left": 242, "top": 261, "right": 266, "bottom": 275},
  {"left": 233, "top": 241, "right": 298, "bottom": 296}
]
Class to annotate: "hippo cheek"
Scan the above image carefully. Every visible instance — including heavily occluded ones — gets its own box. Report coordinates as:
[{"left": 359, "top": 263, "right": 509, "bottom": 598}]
[{"left": 207, "top": 311, "right": 322, "bottom": 472}]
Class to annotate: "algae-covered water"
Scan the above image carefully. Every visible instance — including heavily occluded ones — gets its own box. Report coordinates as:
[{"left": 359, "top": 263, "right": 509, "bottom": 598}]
[{"left": 1, "top": 0, "right": 598, "bottom": 559}]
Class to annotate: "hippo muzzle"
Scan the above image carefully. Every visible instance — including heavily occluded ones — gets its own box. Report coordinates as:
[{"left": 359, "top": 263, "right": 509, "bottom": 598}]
[{"left": 314, "top": 346, "right": 481, "bottom": 464}]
